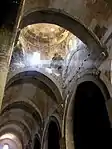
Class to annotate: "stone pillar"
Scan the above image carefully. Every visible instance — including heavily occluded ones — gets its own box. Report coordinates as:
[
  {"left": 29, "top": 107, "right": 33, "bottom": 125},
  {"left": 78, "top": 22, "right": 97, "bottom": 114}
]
[
  {"left": 60, "top": 137, "right": 66, "bottom": 149},
  {"left": 0, "top": 0, "right": 25, "bottom": 110},
  {"left": 0, "top": 28, "right": 12, "bottom": 109}
]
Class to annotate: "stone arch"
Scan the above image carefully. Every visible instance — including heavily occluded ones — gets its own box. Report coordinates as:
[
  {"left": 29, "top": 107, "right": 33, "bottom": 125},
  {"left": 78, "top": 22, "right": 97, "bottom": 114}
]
[
  {"left": 6, "top": 70, "right": 62, "bottom": 104},
  {"left": 20, "top": 8, "right": 107, "bottom": 59},
  {"left": 1, "top": 101, "right": 42, "bottom": 125},
  {"left": 0, "top": 100, "right": 43, "bottom": 149},
  {"left": 100, "top": 72, "right": 112, "bottom": 98},
  {"left": 33, "top": 134, "right": 41, "bottom": 149},
  {"left": 0, "top": 125, "right": 25, "bottom": 149},
  {"left": 64, "top": 74, "right": 111, "bottom": 149},
  {"left": 75, "top": 74, "right": 110, "bottom": 100},
  {"left": 42, "top": 116, "right": 61, "bottom": 149},
  {"left": 0, "top": 120, "right": 30, "bottom": 145},
  {"left": 48, "top": 116, "right": 61, "bottom": 137}
]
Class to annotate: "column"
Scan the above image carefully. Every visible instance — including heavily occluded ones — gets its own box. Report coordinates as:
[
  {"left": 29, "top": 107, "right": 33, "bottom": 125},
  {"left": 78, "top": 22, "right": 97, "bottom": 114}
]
[{"left": 0, "top": 0, "right": 25, "bottom": 110}]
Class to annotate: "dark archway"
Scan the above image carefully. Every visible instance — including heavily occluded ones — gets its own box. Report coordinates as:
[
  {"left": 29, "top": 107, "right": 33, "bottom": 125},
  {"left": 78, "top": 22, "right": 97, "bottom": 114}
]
[
  {"left": 33, "top": 135, "right": 40, "bottom": 149},
  {"left": 73, "top": 81, "right": 111, "bottom": 149},
  {"left": 48, "top": 121, "right": 60, "bottom": 149}
]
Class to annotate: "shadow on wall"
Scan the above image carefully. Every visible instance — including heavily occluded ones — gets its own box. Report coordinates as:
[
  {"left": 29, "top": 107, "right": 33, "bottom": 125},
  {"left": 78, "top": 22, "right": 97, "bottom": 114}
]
[{"left": 73, "top": 81, "right": 111, "bottom": 149}]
